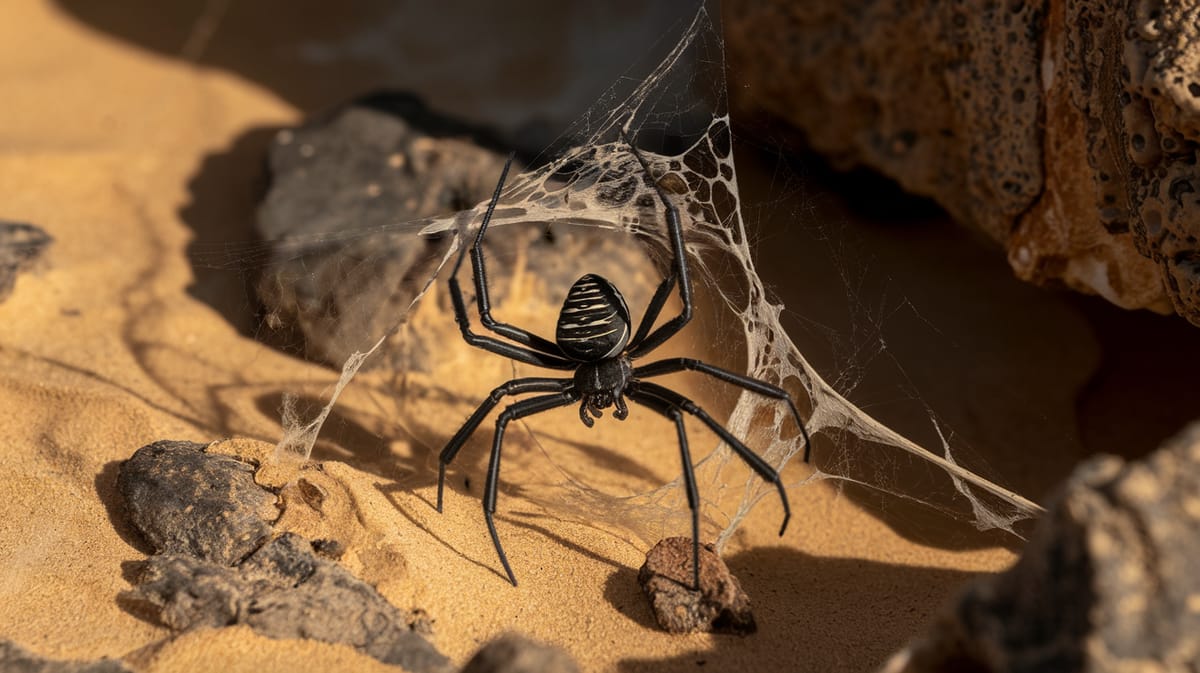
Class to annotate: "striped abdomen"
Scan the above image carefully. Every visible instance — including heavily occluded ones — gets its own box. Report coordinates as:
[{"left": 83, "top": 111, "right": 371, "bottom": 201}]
[{"left": 555, "top": 274, "right": 631, "bottom": 362}]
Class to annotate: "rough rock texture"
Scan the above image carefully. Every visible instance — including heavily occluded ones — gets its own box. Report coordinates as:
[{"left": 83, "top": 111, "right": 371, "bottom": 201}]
[
  {"left": 0, "top": 221, "right": 53, "bottom": 303},
  {"left": 637, "top": 537, "right": 756, "bottom": 635},
  {"left": 257, "top": 92, "right": 656, "bottom": 371},
  {"left": 725, "top": 0, "right": 1200, "bottom": 326},
  {"left": 882, "top": 422, "right": 1200, "bottom": 673},
  {"left": 461, "top": 634, "right": 581, "bottom": 673},
  {"left": 119, "top": 439, "right": 450, "bottom": 670},
  {"left": 256, "top": 92, "right": 511, "bottom": 371},
  {"left": 132, "top": 533, "right": 451, "bottom": 673},
  {"left": 117, "top": 440, "right": 277, "bottom": 565},
  {"left": 0, "top": 641, "right": 131, "bottom": 673}
]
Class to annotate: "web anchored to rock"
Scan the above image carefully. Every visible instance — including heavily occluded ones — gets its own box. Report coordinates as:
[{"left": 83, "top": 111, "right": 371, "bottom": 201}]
[{"left": 272, "top": 6, "right": 1044, "bottom": 549}]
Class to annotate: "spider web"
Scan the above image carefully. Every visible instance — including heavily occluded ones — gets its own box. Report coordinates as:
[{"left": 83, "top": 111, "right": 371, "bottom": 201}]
[{"left": 265, "top": 4, "right": 1046, "bottom": 548}]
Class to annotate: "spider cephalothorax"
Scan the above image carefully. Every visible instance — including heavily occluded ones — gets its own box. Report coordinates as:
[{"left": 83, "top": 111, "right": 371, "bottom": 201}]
[{"left": 436, "top": 133, "right": 811, "bottom": 589}]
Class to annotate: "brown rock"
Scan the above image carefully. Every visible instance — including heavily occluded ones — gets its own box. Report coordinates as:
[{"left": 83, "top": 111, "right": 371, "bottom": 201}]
[
  {"left": 883, "top": 422, "right": 1200, "bottom": 672},
  {"left": 117, "top": 440, "right": 278, "bottom": 566},
  {"left": 725, "top": 0, "right": 1200, "bottom": 326},
  {"left": 638, "top": 537, "right": 756, "bottom": 635}
]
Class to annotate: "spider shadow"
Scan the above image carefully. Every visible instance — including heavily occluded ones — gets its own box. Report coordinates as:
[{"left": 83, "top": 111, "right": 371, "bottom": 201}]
[{"left": 374, "top": 479, "right": 512, "bottom": 583}]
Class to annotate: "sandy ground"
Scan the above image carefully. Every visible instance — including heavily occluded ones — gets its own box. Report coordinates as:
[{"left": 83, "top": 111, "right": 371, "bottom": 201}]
[{"left": 3, "top": 2, "right": 1198, "bottom": 672}]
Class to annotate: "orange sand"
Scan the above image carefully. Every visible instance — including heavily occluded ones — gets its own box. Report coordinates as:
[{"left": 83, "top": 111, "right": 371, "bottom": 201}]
[{"left": 8, "top": 1, "right": 1192, "bottom": 671}]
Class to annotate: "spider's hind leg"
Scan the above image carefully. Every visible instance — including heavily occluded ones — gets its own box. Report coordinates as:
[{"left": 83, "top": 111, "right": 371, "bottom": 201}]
[
  {"left": 628, "top": 390, "right": 703, "bottom": 590},
  {"left": 632, "top": 380, "right": 792, "bottom": 537},
  {"left": 635, "top": 357, "right": 812, "bottom": 463},
  {"left": 483, "top": 391, "right": 578, "bottom": 586}
]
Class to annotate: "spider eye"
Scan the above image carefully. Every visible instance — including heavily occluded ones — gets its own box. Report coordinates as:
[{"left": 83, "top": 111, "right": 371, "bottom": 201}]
[{"left": 556, "top": 274, "right": 630, "bottom": 361}]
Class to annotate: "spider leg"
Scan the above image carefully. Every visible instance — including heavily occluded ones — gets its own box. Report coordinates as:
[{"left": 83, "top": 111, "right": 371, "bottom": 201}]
[
  {"left": 627, "top": 391, "right": 702, "bottom": 590},
  {"left": 437, "top": 377, "right": 574, "bottom": 512},
  {"left": 628, "top": 272, "right": 676, "bottom": 349},
  {"left": 635, "top": 358, "right": 812, "bottom": 463},
  {"left": 484, "top": 391, "right": 579, "bottom": 586},
  {"left": 620, "top": 133, "right": 693, "bottom": 359},
  {"left": 455, "top": 153, "right": 567, "bottom": 356},
  {"left": 631, "top": 380, "right": 791, "bottom": 537}
]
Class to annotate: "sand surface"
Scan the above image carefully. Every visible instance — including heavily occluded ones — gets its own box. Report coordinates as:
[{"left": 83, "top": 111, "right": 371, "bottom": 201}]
[{"left": 3, "top": 2, "right": 1198, "bottom": 671}]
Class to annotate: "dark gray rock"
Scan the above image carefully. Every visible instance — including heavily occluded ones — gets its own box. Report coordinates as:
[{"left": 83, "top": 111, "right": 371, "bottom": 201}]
[
  {"left": 132, "top": 533, "right": 451, "bottom": 673},
  {"left": 0, "top": 641, "right": 131, "bottom": 673},
  {"left": 461, "top": 633, "right": 580, "bottom": 673},
  {"left": 885, "top": 422, "right": 1200, "bottom": 673},
  {"left": 117, "top": 440, "right": 276, "bottom": 565},
  {"left": 0, "top": 221, "right": 52, "bottom": 303},
  {"left": 638, "top": 537, "right": 756, "bottom": 635},
  {"left": 255, "top": 93, "right": 513, "bottom": 371},
  {"left": 255, "top": 92, "right": 657, "bottom": 373}
]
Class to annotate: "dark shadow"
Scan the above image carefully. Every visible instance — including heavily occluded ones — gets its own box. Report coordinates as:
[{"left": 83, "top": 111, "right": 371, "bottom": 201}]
[
  {"left": 116, "top": 560, "right": 164, "bottom": 625},
  {"left": 614, "top": 545, "right": 979, "bottom": 672},
  {"left": 179, "top": 94, "right": 526, "bottom": 360},
  {"left": 1073, "top": 293, "right": 1200, "bottom": 461},
  {"left": 375, "top": 480, "right": 511, "bottom": 584},
  {"left": 53, "top": 1, "right": 424, "bottom": 114},
  {"left": 52, "top": 1, "right": 698, "bottom": 149},
  {"left": 95, "top": 460, "right": 155, "bottom": 555},
  {"left": 181, "top": 125, "right": 279, "bottom": 341},
  {"left": 602, "top": 565, "right": 653, "bottom": 628}
]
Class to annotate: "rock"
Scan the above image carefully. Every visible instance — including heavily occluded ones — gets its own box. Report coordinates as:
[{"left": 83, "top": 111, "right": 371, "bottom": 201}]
[
  {"left": 725, "top": 0, "right": 1200, "bottom": 326},
  {"left": 461, "top": 633, "right": 580, "bottom": 673},
  {"left": 0, "top": 221, "right": 53, "bottom": 303},
  {"left": 117, "top": 440, "right": 277, "bottom": 565},
  {"left": 0, "top": 640, "right": 131, "bottom": 673},
  {"left": 132, "top": 533, "right": 451, "bottom": 673},
  {"left": 883, "top": 422, "right": 1200, "bottom": 673},
  {"left": 256, "top": 92, "right": 657, "bottom": 372},
  {"left": 637, "top": 537, "right": 756, "bottom": 635},
  {"left": 255, "top": 92, "right": 514, "bottom": 371}
]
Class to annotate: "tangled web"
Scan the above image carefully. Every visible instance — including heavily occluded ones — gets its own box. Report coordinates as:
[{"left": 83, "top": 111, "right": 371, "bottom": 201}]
[{"left": 276, "top": 5, "right": 1043, "bottom": 548}]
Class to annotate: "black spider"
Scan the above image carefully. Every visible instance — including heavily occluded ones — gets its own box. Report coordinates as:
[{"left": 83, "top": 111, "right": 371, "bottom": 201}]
[{"left": 437, "top": 135, "right": 811, "bottom": 589}]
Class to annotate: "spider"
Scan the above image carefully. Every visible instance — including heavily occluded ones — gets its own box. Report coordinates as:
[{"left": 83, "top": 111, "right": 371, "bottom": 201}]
[{"left": 436, "top": 134, "right": 811, "bottom": 589}]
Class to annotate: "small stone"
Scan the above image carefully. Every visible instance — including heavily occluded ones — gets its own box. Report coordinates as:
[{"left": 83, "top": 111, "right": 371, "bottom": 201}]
[
  {"left": 461, "top": 633, "right": 580, "bottom": 673},
  {"left": 131, "top": 533, "right": 451, "bottom": 673},
  {"left": 638, "top": 537, "right": 756, "bottom": 635},
  {"left": 117, "top": 440, "right": 277, "bottom": 565},
  {"left": 0, "top": 640, "right": 131, "bottom": 673}
]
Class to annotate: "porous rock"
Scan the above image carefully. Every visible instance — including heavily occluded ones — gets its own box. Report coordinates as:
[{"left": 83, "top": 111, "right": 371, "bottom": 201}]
[
  {"left": 461, "top": 633, "right": 580, "bottom": 673},
  {"left": 117, "top": 440, "right": 277, "bottom": 565},
  {"left": 0, "top": 221, "right": 53, "bottom": 303},
  {"left": 132, "top": 532, "right": 451, "bottom": 673},
  {"left": 725, "top": 0, "right": 1200, "bottom": 326},
  {"left": 883, "top": 421, "right": 1200, "bottom": 673},
  {"left": 0, "top": 641, "right": 131, "bottom": 673},
  {"left": 256, "top": 92, "right": 656, "bottom": 372},
  {"left": 638, "top": 537, "right": 756, "bottom": 635}
]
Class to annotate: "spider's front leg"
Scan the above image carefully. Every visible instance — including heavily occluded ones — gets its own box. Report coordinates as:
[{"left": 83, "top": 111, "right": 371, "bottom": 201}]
[
  {"left": 483, "top": 391, "right": 579, "bottom": 586},
  {"left": 444, "top": 156, "right": 575, "bottom": 370},
  {"left": 622, "top": 134, "right": 693, "bottom": 359},
  {"left": 437, "top": 377, "right": 572, "bottom": 512}
]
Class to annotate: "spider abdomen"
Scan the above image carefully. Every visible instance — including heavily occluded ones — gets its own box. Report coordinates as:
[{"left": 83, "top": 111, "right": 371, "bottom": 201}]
[{"left": 556, "top": 274, "right": 631, "bottom": 361}]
